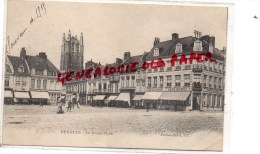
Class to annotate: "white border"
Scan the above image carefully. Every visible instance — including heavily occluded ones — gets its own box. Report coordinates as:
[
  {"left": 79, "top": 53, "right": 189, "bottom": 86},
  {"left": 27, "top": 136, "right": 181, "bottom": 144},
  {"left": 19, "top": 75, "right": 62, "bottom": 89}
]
[{"left": 1, "top": 0, "right": 260, "bottom": 154}]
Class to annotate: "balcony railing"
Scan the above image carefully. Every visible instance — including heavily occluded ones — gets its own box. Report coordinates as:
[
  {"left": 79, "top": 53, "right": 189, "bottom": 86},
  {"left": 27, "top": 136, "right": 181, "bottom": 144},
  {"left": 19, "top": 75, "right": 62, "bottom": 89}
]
[
  {"left": 192, "top": 82, "right": 202, "bottom": 91},
  {"left": 167, "top": 67, "right": 172, "bottom": 71},
  {"left": 192, "top": 65, "right": 203, "bottom": 72},
  {"left": 174, "top": 66, "right": 181, "bottom": 71},
  {"left": 159, "top": 68, "right": 164, "bottom": 72},
  {"left": 184, "top": 65, "right": 191, "bottom": 70},
  {"left": 108, "top": 76, "right": 120, "bottom": 82}
]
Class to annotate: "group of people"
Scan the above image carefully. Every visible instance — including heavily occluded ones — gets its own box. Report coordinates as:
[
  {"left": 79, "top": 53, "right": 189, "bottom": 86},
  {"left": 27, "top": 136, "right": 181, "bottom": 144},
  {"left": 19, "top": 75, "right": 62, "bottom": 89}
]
[{"left": 56, "top": 96, "right": 80, "bottom": 114}]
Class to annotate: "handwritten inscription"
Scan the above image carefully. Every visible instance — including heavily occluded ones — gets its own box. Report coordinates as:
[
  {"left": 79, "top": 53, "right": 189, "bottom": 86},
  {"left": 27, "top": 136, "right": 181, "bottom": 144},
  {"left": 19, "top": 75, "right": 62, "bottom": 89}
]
[{"left": 6, "top": 2, "right": 46, "bottom": 53}]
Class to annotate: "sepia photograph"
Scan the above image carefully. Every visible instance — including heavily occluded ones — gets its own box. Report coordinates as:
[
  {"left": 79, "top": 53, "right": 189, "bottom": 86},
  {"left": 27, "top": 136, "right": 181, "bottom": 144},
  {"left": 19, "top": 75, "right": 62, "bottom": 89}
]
[{"left": 2, "top": 0, "right": 229, "bottom": 152}]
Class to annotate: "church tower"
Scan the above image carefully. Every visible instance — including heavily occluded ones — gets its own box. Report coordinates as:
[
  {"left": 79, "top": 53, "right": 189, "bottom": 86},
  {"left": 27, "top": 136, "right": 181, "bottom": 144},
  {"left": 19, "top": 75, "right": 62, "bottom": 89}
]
[{"left": 60, "top": 30, "right": 84, "bottom": 73}]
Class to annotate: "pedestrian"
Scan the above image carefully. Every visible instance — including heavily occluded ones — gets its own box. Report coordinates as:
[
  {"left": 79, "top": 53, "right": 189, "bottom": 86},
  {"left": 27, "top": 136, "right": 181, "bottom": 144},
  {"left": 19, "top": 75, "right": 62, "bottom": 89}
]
[
  {"left": 39, "top": 100, "right": 44, "bottom": 108},
  {"left": 77, "top": 100, "right": 80, "bottom": 109},
  {"left": 146, "top": 102, "right": 149, "bottom": 112},
  {"left": 68, "top": 100, "right": 72, "bottom": 112},
  {"left": 65, "top": 100, "right": 69, "bottom": 112},
  {"left": 56, "top": 97, "right": 64, "bottom": 114}
]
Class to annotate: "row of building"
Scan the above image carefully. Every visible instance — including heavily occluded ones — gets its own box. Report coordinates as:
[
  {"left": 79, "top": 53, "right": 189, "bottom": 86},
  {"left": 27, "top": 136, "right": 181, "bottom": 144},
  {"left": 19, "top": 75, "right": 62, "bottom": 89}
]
[
  {"left": 62, "top": 31, "right": 226, "bottom": 111},
  {"left": 4, "top": 48, "right": 62, "bottom": 105},
  {"left": 3, "top": 30, "right": 225, "bottom": 111}
]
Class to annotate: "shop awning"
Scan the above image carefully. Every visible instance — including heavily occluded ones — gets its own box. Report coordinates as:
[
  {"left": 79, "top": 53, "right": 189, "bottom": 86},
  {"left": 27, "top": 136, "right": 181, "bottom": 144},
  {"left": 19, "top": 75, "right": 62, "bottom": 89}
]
[
  {"left": 159, "top": 92, "right": 190, "bottom": 101},
  {"left": 93, "top": 95, "right": 106, "bottom": 100},
  {"left": 142, "top": 92, "right": 162, "bottom": 100},
  {"left": 30, "top": 91, "right": 50, "bottom": 99},
  {"left": 116, "top": 93, "right": 130, "bottom": 106},
  {"left": 4, "top": 90, "right": 13, "bottom": 98},
  {"left": 132, "top": 95, "right": 143, "bottom": 101},
  {"left": 14, "top": 92, "right": 30, "bottom": 99},
  {"left": 106, "top": 95, "right": 117, "bottom": 101}
]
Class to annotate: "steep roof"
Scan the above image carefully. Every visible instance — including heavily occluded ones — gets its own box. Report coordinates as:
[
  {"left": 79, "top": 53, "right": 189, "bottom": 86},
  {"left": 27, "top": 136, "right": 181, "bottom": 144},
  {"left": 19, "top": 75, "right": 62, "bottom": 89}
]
[
  {"left": 122, "top": 54, "right": 144, "bottom": 65},
  {"left": 146, "top": 35, "right": 224, "bottom": 61},
  {"left": 7, "top": 55, "right": 29, "bottom": 75},
  {"left": 26, "top": 55, "right": 59, "bottom": 73}
]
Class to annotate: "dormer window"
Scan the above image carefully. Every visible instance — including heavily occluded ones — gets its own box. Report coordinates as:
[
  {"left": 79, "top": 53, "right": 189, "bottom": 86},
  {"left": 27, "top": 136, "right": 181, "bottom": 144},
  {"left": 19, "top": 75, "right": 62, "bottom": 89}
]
[
  {"left": 209, "top": 43, "right": 214, "bottom": 53},
  {"left": 43, "top": 69, "right": 47, "bottom": 76},
  {"left": 18, "top": 65, "right": 24, "bottom": 73},
  {"left": 175, "top": 43, "right": 182, "bottom": 53},
  {"left": 31, "top": 68, "right": 35, "bottom": 75},
  {"left": 193, "top": 40, "right": 202, "bottom": 51},
  {"left": 154, "top": 48, "right": 159, "bottom": 57}
]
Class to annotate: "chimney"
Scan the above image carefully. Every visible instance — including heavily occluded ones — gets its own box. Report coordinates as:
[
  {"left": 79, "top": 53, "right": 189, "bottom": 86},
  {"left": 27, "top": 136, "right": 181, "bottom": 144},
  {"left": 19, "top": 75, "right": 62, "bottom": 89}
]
[
  {"left": 124, "top": 52, "right": 131, "bottom": 60},
  {"left": 116, "top": 58, "right": 123, "bottom": 64},
  {"left": 172, "top": 33, "right": 179, "bottom": 41},
  {"left": 39, "top": 52, "right": 47, "bottom": 60},
  {"left": 20, "top": 47, "right": 26, "bottom": 60},
  {"left": 210, "top": 36, "right": 215, "bottom": 47},
  {"left": 153, "top": 37, "right": 160, "bottom": 46}
]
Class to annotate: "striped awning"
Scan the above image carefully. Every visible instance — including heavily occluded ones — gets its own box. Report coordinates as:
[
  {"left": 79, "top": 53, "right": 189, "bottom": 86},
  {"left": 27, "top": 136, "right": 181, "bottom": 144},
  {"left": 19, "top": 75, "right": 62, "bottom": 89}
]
[
  {"left": 93, "top": 95, "right": 106, "bottom": 100},
  {"left": 132, "top": 95, "right": 143, "bottom": 101},
  {"left": 4, "top": 90, "right": 13, "bottom": 98},
  {"left": 159, "top": 92, "right": 190, "bottom": 101},
  {"left": 106, "top": 95, "right": 117, "bottom": 101},
  {"left": 14, "top": 92, "right": 30, "bottom": 99},
  {"left": 142, "top": 92, "right": 162, "bottom": 100},
  {"left": 30, "top": 91, "right": 50, "bottom": 99}
]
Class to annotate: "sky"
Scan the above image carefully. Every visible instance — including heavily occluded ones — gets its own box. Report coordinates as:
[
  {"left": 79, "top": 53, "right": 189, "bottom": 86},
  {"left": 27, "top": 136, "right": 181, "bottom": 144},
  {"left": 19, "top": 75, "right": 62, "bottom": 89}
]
[{"left": 5, "top": 0, "right": 228, "bottom": 69}]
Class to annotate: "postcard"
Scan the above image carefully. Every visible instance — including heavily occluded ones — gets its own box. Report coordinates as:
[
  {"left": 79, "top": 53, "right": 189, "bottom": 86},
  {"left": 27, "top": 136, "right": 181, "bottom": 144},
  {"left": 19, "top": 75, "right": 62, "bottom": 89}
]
[{"left": 1, "top": 0, "right": 230, "bottom": 152}]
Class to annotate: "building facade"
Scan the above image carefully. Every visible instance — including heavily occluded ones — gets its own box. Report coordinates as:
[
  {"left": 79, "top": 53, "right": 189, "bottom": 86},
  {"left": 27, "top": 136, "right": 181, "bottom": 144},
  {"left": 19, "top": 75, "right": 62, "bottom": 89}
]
[
  {"left": 62, "top": 31, "right": 225, "bottom": 111},
  {"left": 4, "top": 48, "right": 62, "bottom": 105}
]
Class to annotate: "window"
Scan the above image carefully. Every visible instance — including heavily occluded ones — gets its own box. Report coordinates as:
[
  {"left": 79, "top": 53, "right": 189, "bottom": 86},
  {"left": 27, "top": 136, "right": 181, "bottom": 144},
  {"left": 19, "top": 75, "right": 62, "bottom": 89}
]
[
  {"left": 31, "top": 79, "right": 35, "bottom": 89},
  {"left": 50, "top": 80, "right": 54, "bottom": 86},
  {"left": 153, "top": 76, "right": 157, "bottom": 87},
  {"left": 18, "top": 66, "right": 24, "bottom": 73},
  {"left": 121, "top": 77, "right": 125, "bottom": 87},
  {"left": 154, "top": 48, "right": 159, "bottom": 57},
  {"left": 193, "top": 74, "right": 201, "bottom": 82},
  {"left": 98, "top": 83, "right": 102, "bottom": 91},
  {"left": 43, "top": 80, "right": 47, "bottom": 89},
  {"left": 43, "top": 69, "right": 47, "bottom": 76},
  {"left": 175, "top": 43, "right": 182, "bottom": 53},
  {"left": 209, "top": 76, "right": 213, "bottom": 88},
  {"left": 203, "top": 94, "right": 207, "bottom": 106},
  {"left": 131, "top": 76, "right": 135, "bottom": 87},
  {"left": 166, "top": 75, "right": 172, "bottom": 87},
  {"left": 126, "top": 76, "right": 130, "bottom": 87},
  {"left": 166, "top": 61, "right": 171, "bottom": 67},
  {"left": 219, "top": 78, "right": 222, "bottom": 89},
  {"left": 115, "top": 83, "right": 119, "bottom": 93},
  {"left": 148, "top": 77, "right": 151, "bottom": 88},
  {"left": 184, "top": 74, "right": 190, "bottom": 87},
  {"left": 209, "top": 43, "right": 214, "bottom": 53},
  {"left": 193, "top": 40, "right": 202, "bottom": 51},
  {"left": 175, "top": 75, "right": 181, "bottom": 86},
  {"left": 37, "top": 79, "right": 41, "bottom": 89},
  {"left": 159, "top": 76, "right": 164, "bottom": 88},
  {"left": 76, "top": 44, "right": 79, "bottom": 52},
  {"left": 31, "top": 68, "right": 35, "bottom": 75},
  {"left": 72, "top": 43, "right": 74, "bottom": 51},
  {"left": 103, "top": 83, "right": 107, "bottom": 90},
  {"left": 204, "top": 75, "right": 207, "bottom": 87},
  {"left": 5, "top": 78, "right": 9, "bottom": 87}
]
